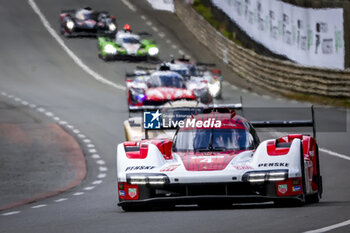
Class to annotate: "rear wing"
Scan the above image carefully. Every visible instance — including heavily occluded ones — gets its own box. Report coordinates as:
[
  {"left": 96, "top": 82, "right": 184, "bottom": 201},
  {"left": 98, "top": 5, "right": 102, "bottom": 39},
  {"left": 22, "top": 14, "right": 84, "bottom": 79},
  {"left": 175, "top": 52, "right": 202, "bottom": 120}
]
[
  {"left": 251, "top": 106, "right": 316, "bottom": 139},
  {"left": 129, "top": 102, "right": 243, "bottom": 114},
  {"left": 196, "top": 62, "right": 216, "bottom": 67},
  {"left": 125, "top": 70, "right": 153, "bottom": 79},
  {"left": 60, "top": 9, "right": 75, "bottom": 14}
]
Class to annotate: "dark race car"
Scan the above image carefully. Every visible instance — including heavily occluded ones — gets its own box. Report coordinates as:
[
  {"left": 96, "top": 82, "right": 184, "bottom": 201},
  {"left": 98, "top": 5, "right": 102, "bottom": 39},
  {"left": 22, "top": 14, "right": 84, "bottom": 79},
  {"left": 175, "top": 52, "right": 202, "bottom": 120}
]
[{"left": 60, "top": 7, "right": 117, "bottom": 37}]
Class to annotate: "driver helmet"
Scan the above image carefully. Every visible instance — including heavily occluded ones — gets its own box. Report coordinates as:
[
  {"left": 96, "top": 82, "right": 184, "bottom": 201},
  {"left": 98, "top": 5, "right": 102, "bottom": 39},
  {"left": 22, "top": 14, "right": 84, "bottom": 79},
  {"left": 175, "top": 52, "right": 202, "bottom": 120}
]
[{"left": 124, "top": 24, "right": 132, "bottom": 33}]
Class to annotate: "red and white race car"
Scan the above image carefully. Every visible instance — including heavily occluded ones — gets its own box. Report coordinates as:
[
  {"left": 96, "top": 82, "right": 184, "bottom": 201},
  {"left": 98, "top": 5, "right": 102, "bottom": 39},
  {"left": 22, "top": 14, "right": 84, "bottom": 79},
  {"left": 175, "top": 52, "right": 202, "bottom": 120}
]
[
  {"left": 116, "top": 106, "right": 322, "bottom": 211},
  {"left": 126, "top": 69, "right": 212, "bottom": 112}
]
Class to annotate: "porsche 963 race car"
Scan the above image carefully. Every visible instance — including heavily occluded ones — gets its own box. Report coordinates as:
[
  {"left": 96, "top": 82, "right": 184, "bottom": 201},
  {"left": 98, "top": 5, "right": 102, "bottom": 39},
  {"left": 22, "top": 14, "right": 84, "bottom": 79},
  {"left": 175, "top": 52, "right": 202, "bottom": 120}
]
[
  {"left": 126, "top": 68, "right": 212, "bottom": 112},
  {"left": 116, "top": 106, "right": 322, "bottom": 211}
]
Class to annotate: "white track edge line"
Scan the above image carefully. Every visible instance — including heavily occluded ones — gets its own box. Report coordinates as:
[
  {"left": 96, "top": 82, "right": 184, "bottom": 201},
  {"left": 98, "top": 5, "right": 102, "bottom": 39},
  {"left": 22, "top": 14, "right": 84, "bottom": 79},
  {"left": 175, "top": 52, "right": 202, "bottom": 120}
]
[{"left": 303, "top": 219, "right": 350, "bottom": 233}]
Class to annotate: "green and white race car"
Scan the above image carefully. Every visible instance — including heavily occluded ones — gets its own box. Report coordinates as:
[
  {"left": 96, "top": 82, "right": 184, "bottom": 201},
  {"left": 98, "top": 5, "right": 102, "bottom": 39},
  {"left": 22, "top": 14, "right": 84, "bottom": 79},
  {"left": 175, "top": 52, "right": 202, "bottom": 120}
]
[{"left": 97, "top": 24, "right": 159, "bottom": 61}]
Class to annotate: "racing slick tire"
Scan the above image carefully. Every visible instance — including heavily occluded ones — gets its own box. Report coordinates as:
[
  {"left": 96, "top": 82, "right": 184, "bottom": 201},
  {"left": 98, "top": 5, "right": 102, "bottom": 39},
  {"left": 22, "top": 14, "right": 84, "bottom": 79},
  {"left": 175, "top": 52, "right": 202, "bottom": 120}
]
[
  {"left": 98, "top": 53, "right": 110, "bottom": 62},
  {"left": 60, "top": 26, "right": 69, "bottom": 37},
  {"left": 274, "top": 143, "right": 306, "bottom": 207},
  {"left": 307, "top": 144, "right": 322, "bottom": 204}
]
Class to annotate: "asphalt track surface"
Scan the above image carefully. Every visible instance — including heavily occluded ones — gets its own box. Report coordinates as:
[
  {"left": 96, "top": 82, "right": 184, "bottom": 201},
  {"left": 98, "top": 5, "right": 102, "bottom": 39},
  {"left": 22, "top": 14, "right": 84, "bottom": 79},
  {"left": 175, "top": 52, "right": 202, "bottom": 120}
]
[
  {"left": 0, "top": 96, "right": 85, "bottom": 210},
  {"left": 0, "top": 0, "right": 349, "bottom": 232}
]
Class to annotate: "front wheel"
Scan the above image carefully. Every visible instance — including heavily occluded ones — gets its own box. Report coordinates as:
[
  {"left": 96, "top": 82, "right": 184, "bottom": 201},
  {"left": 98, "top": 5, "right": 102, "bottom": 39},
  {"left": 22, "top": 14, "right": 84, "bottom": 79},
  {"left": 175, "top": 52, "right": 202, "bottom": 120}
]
[
  {"left": 307, "top": 144, "right": 322, "bottom": 203},
  {"left": 98, "top": 53, "right": 109, "bottom": 61},
  {"left": 298, "top": 143, "right": 307, "bottom": 205}
]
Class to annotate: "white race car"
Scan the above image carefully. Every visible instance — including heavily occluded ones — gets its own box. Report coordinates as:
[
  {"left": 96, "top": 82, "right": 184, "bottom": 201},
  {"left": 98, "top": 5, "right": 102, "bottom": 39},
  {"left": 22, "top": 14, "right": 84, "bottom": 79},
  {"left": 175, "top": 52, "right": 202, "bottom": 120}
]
[
  {"left": 116, "top": 106, "right": 322, "bottom": 211},
  {"left": 164, "top": 57, "right": 223, "bottom": 99}
]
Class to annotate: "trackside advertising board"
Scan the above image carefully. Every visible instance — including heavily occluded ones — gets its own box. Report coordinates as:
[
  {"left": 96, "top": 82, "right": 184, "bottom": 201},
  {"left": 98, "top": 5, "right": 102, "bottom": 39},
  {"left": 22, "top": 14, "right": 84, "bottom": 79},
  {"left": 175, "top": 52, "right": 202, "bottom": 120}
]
[{"left": 211, "top": 0, "right": 344, "bottom": 69}]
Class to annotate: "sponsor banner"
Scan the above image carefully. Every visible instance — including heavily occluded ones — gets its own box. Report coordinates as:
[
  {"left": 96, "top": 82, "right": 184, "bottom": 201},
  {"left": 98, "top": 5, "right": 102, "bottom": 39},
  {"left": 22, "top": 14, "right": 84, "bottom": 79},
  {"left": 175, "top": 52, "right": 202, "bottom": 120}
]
[
  {"left": 211, "top": 0, "right": 344, "bottom": 69},
  {"left": 147, "top": 0, "right": 174, "bottom": 12}
]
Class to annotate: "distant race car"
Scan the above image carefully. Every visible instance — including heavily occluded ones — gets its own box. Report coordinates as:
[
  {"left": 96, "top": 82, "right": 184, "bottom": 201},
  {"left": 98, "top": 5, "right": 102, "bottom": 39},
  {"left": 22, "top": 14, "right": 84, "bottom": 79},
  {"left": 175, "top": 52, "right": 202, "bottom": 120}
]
[
  {"left": 60, "top": 7, "right": 117, "bottom": 37},
  {"left": 126, "top": 67, "right": 212, "bottom": 112},
  {"left": 165, "top": 57, "right": 223, "bottom": 99},
  {"left": 97, "top": 24, "right": 159, "bottom": 61},
  {"left": 116, "top": 105, "right": 322, "bottom": 211},
  {"left": 137, "top": 57, "right": 223, "bottom": 99}
]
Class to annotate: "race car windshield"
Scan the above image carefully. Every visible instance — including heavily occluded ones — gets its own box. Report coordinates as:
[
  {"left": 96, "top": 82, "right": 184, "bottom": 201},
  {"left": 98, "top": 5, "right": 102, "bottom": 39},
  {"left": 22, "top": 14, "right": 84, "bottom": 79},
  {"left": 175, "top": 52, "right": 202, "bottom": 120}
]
[
  {"left": 75, "top": 11, "right": 97, "bottom": 20},
  {"left": 123, "top": 37, "right": 140, "bottom": 44},
  {"left": 172, "top": 69, "right": 189, "bottom": 76},
  {"left": 173, "top": 128, "right": 255, "bottom": 152},
  {"left": 149, "top": 74, "right": 184, "bottom": 88}
]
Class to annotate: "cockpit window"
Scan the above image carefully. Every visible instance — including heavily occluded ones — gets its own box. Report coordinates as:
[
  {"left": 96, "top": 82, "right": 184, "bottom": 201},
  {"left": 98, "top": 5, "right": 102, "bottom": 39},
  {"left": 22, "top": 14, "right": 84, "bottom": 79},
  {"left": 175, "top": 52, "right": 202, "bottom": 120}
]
[
  {"left": 123, "top": 37, "right": 140, "bottom": 44},
  {"left": 173, "top": 128, "right": 256, "bottom": 152},
  {"left": 75, "top": 10, "right": 97, "bottom": 20},
  {"left": 148, "top": 73, "right": 184, "bottom": 88},
  {"left": 172, "top": 69, "right": 189, "bottom": 76}
]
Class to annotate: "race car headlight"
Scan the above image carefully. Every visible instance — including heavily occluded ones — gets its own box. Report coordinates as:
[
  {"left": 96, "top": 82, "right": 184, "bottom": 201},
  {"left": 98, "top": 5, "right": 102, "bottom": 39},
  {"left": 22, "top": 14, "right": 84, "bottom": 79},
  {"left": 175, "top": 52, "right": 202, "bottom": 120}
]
[
  {"left": 208, "top": 81, "right": 221, "bottom": 97},
  {"left": 136, "top": 93, "right": 146, "bottom": 103},
  {"left": 246, "top": 172, "right": 266, "bottom": 182},
  {"left": 104, "top": 44, "right": 117, "bottom": 54},
  {"left": 243, "top": 170, "right": 288, "bottom": 183},
  {"left": 147, "top": 176, "right": 168, "bottom": 185},
  {"left": 127, "top": 174, "right": 169, "bottom": 185},
  {"left": 128, "top": 175, "right": 147, "bottom": 185},
  {"left": 108, "top": 23, "right": 116, "bottom": 31},
  {"left": 66, "top": 21, "right": 74, "bottom": 30},
  {"left": 268, "top": 171, "right": 289, "bottom": 181},
  {"left": 148, "top": 47, "right": 159, "bottom": 56}
]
